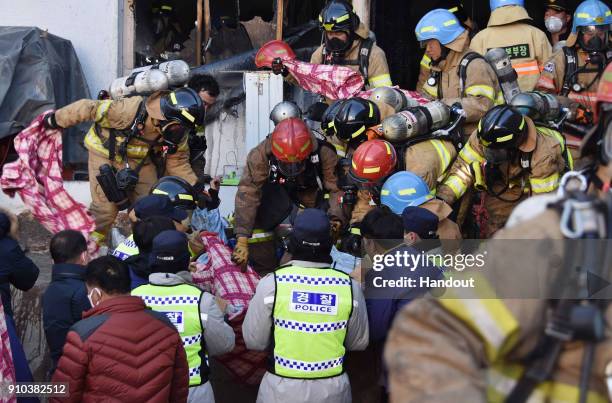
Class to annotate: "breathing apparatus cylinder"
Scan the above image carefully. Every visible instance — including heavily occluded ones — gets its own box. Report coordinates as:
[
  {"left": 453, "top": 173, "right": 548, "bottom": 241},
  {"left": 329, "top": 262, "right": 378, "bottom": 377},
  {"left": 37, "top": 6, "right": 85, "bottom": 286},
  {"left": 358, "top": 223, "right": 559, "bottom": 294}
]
[
  {"left": 109, "top": 69, "right": 169, "bottom": 100},
  {"left": 484, "top": 47, "right": 521, "bottom": 103},
  {"left": 381, "top": 101, "right": 450, "bottom": 143},
  {"left": 131, "top": 60, "right": 191, "bottom": 87},
  {"left": 369, "top": 87, "right": 420, "bottom": 112},
  {"left": 511, "top": 91, "right": 562, "bottom": 123}
]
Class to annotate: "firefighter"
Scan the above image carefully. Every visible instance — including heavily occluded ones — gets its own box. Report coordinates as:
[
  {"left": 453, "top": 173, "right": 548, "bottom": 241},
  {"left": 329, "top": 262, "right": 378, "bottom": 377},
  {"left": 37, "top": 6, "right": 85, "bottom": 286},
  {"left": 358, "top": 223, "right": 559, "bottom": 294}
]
[
  {"left": 417, "top": 1, "right": 479, "bottom": 93},
  {"left": 270, "top": 101, "right": 302, "bottom": 126},
  {"left": 383, "top": 62, "right": 612, "bottom": 403},
  {"left": 380, "top": 171, "right": 461, "bottom": 240},
  {"left": 536, "top": 0, "right": 612, "bottom": 162},
  {"left": 311, "top": 0, "right": 391, "bottom": 89},
  {"left": 415, "top": 9, "right": 501, "bottom": 136},
  {"left": 470, "top": 0, "right": 552, "bottom": 92},
  {"left": 437, "top": 105, "right": 571, "bottom": 238},
  {"left": 43, "top": 88, "right": 205, "bottom": 246},
  {"left": 231, "top": 118, "right": 342, "bottom": 275}
]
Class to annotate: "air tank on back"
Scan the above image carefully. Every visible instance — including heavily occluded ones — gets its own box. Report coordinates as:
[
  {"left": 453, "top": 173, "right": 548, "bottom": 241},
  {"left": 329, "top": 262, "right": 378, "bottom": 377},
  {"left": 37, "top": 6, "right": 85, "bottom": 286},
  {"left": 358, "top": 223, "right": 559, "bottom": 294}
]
[{"left": 381, "top": 101, "right": 451, "bottom": 143}]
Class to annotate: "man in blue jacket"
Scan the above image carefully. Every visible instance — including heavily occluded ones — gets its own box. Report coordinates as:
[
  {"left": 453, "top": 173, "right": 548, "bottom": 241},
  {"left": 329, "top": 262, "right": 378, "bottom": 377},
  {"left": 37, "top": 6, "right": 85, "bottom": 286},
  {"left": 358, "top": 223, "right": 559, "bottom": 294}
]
[
  {"left": 0, "top": 210, "right": 40, "bottom": 391},
  {"left": 42, "top": 229, "right": 91, "bottom": 375}
]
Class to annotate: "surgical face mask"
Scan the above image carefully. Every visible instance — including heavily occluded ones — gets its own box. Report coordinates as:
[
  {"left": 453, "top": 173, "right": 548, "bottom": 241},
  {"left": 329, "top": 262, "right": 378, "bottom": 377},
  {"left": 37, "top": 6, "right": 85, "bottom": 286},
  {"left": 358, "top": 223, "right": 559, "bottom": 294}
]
[
  {"left": 545, "top": 16, "right": 564, "bottom": 33},
  {"left": 87, "top": 287, "right": 101, "bottom": 308}
]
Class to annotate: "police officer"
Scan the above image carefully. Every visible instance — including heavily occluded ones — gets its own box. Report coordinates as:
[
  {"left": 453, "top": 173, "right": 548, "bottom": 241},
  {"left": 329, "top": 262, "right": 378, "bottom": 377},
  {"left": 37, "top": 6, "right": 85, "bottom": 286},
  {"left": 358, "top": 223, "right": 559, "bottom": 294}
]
[
  {"left": 132, "top": 230, "right": 235, "bottom": 403},
  {"left": 437, "top": 105, "right": 571, "bottom": 238},
  {"left": 415, "top": 9, "right": 501, "bottom": 136},
  {"left": 311, "top": 0, "right": 392, "bottom": 89},
  {"left": 43, "top": 88, "right": 205, "bottom": 246},
  {"left": 242, "top": 208, "right": 368, "bottom": 403},
  {"left": 232, "top": 118, "right": 342, "bottom": 275},
  {"left": 381, "top": 171, "right": 462, "bottom": 240},
  {"left": 544, "top": 0, "right": 574, "bottom": 51},
  {"left": 470, "top": 0, "right": 552, "bottom": 92},
  {"left": 536, "top": 0, "right": 612, "bottom": 161},
  {"left": 383, "top": 63, "right": 612, "bottom": 403}
]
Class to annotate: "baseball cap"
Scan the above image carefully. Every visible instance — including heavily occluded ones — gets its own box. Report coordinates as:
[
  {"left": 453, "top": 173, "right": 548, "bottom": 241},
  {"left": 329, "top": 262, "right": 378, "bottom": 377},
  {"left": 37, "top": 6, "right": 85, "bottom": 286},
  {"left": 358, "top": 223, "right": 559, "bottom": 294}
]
[
  {"left": 149, "top": 230, "right": 190, "bottom": 273},
  {"left": 292, "top": 209, "right": 332, "bottom": 247},
  {"left": 133, "top": 194, "right": 188, "bottom": 222},
  {"left": 401, "top": 206, "right": 439, "bottom": 239}
]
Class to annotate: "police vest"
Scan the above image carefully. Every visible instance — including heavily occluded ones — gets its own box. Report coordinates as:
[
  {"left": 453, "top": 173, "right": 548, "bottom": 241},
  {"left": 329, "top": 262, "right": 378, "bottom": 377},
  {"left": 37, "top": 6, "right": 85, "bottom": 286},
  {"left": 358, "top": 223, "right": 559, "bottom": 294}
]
[
  {"left": 271, "top": 265, "right": 353, "bottom": 379},
  {"left": 132, "top": 283, "right": 208, "bottom": 385},
  {"left": 111, "top": 235, "right": 139, "bottom": 261}
]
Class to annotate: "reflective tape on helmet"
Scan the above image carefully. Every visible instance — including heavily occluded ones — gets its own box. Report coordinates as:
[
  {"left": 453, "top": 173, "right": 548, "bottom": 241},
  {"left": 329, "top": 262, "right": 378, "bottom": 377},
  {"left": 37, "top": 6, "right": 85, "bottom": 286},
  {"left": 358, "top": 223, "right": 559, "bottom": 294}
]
[
  {"left": 459, "top": 142, "right": 485, "bottom": 164},
  {"left": 443, "top": 19, "right": 457, "bottom": 26},
  {"left": 430, "top": 139, "right": 452, "bottom": 173},
  {"left": 363, "top": 166, "right": 381, "bottom": 174},
  {"left": 530, "top": 172, "right": 560, "bottom": 193},
  {"left": 420, "top": 25, "right": 435, "bottom": 33},
  {"left": 512, "top": 60, "right": 540, "bottom": 76},
  {"left": 178, "top": 193, "right": 194, "bottom": 201},
  {"left": 368, "top": 74, "right": 393, "bottom": 88},
  {"left": 335, "top": 13, "right": 350, "bottom": 23},
  {"left": 448, "top": 6, "right": 458, "bottom": 13},
  {"left": 161, "top": 5, "right": 172, "bottom": 11},
  {"left": 398, "top": 188, "right": 417, "bottom": 196},
  {"left": 350, "top": 227, "right": 361, "bottom": 235},
  {"left": 465, "top": 85, "right": 496, "bottom": 102},
  {"left": 180, "top": 109, "right": 195, "bottom": 123},
  {"left": 170, "top": 92, "right": 178, "bottom": 105},
  {"left": 380, "top": 189, "right": 390, "bottom": 196},
  {"left": 152, "top": 189, "right": 169, "bottom": 195},
  {"left": 496, "top": 134, "right": 514, "bottom": 143},
  {"left": 443, "top": 175, "right": 468, "bottom": 199},
  {"left": 352, "top": 125, "right": 366, "bottom": 139}
]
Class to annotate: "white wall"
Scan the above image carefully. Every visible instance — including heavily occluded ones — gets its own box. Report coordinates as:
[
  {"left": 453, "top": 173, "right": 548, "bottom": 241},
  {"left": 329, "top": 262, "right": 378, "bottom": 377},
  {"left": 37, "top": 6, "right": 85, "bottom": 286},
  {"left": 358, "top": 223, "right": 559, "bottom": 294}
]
[{"left": 0, "top": 0, "right": 122, "bottom": 96}]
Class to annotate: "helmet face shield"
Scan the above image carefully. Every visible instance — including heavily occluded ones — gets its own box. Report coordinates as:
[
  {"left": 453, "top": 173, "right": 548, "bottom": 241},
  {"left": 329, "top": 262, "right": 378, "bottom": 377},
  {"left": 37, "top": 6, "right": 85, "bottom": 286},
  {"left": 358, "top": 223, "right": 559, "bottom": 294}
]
[
  {"left": 484, "top": 148, "right": 511, "bottom": 164},
  {"left": 278, "top": 161, "right": 307, "bottom": 177},
  {"left": 578, "top": 25, "right": 609, "bottom": 51}
]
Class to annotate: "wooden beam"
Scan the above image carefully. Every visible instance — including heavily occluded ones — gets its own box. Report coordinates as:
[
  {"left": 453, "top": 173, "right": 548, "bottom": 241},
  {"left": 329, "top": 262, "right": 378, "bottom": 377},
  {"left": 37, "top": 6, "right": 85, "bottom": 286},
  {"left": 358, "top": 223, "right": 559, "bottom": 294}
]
[
  {"left": 204, "top": 0, "right": 211, "bottom": 44},
  {"left": 196, "top": 0, "right": 203, "bottom": 65},
  {"left": 275, "top": 0, "right": 284, "bottom": 40}
]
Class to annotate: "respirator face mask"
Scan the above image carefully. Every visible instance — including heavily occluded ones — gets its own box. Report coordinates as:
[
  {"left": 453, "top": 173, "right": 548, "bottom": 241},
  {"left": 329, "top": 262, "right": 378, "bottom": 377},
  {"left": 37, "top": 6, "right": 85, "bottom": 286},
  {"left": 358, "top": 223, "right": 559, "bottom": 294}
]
[{"left": 578, "top": 25, "right": 609, "bottom": 52}]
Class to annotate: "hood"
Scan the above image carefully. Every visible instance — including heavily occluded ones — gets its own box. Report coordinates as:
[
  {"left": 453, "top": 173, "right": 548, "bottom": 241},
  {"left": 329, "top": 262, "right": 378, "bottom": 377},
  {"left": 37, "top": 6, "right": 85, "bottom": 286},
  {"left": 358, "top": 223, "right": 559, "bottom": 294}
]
[
  {"left": 488, "top": 5, "right": 531, "bottom": 27},
  {"left": 445, "top": 30, "right": 471, "bottom": 54},
  {"left": 354, "top": 22, "right": 370, "bottom": 40},
  {"left": 125, "top": 253, "right": 150, "bottom": 279},
  {"left": 566, "top": 32, "right": 579, "bottom": 48}
]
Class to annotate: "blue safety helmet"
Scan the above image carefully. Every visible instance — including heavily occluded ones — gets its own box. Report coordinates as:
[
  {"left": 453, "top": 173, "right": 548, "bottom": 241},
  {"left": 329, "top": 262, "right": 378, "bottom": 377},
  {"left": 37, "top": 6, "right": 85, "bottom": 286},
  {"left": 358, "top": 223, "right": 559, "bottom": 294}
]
[
  {"left": 415, "top": 9, "right": 465, "bottom": 46},
  {"left": 380, "top": 171, "right": 435, "bottom": 215},
  {"left": 490, "top": 0, "right": 524, "bottom": 11},
  {"left": 571, "top": 0, "right": 612, "bottom": 32}
]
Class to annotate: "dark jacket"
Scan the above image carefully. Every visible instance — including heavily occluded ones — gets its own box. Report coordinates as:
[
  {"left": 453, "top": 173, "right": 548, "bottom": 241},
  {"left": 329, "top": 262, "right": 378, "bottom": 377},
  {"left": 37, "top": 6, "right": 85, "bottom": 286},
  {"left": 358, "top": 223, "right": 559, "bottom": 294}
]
[
  {"left": 51, "top": 296, "right": 189, "bottom": 403},
  {"left": 125, "top": 253, "right": 150, "bottom": 290},
  {"left": 364, "top": 244, "right": 443, "bottom": 344},
  {"left": 42, "top": 263, "right": 91, "bottom": 373},
  {"left": 0, "top": 237, "right": 39, "bottom": 318}
]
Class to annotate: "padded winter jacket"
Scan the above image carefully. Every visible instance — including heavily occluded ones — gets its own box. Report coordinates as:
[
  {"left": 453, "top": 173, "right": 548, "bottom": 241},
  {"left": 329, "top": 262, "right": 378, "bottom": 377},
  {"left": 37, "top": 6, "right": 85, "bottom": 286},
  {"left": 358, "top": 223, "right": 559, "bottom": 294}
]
[{"left": 51, "top": 296, "right": 189, "bottom": 403}]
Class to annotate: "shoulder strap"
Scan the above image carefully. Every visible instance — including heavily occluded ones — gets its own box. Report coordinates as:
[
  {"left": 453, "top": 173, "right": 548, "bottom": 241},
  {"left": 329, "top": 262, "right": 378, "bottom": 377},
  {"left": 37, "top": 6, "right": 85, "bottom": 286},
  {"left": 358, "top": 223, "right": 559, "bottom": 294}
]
[
  {"left": 561, "top": 47, "right": 577, "bottom": 97},
  {"left": 358, "top": 37, "right": 374, "bottom": 81},
  {"left": 457, "top": 52, "right": 485, "bottom": 96}
]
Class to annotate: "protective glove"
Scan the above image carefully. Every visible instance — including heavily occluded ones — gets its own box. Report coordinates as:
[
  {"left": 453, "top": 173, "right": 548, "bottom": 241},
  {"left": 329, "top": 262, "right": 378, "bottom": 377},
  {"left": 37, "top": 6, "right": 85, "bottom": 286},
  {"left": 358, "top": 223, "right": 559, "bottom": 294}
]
[
  {"left": 271, "top": 57, "right": 289, "bottom": 77},
  {"left": 42, "top": 112, "right": 61, "bottom": 130},
  {"left": 231, "top": 236, "right": 249, "bottom": 267}
]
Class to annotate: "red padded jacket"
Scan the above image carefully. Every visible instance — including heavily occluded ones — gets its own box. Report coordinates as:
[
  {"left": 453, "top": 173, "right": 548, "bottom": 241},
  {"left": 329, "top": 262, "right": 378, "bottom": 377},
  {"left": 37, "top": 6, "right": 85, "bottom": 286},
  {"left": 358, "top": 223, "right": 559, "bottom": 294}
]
[{"left": 51, "top": 296, "right": 188, "bottom": 403}]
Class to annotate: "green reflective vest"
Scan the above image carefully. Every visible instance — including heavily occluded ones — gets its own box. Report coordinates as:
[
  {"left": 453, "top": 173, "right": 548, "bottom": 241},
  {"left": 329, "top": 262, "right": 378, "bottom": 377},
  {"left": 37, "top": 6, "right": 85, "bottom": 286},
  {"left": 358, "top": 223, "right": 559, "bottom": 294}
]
[
  {"left": 272, "top": 265, "right": 353, "bottom": 379},
  {"left": 132, "top": 283, "right": 207, "bottom": 385},
  {"left": 111, "top": 235, "right": 139, "bottom": 261}
]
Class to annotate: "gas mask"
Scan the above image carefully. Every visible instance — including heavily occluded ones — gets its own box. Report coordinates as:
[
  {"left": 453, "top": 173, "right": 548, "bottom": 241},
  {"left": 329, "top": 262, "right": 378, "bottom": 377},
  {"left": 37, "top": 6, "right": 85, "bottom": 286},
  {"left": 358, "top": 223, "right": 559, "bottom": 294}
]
[
  {"left": 545, "top": 16, "right": 564, "bottom": 34},
  {"left": 160, "top": 121, "right": 188, "bottom": 155},
  {"left": 325, "top": 32, "right": 351, "bottom": 53},
  {"left": 578, "top": 25, "right": 609, "bottom": 53}
]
